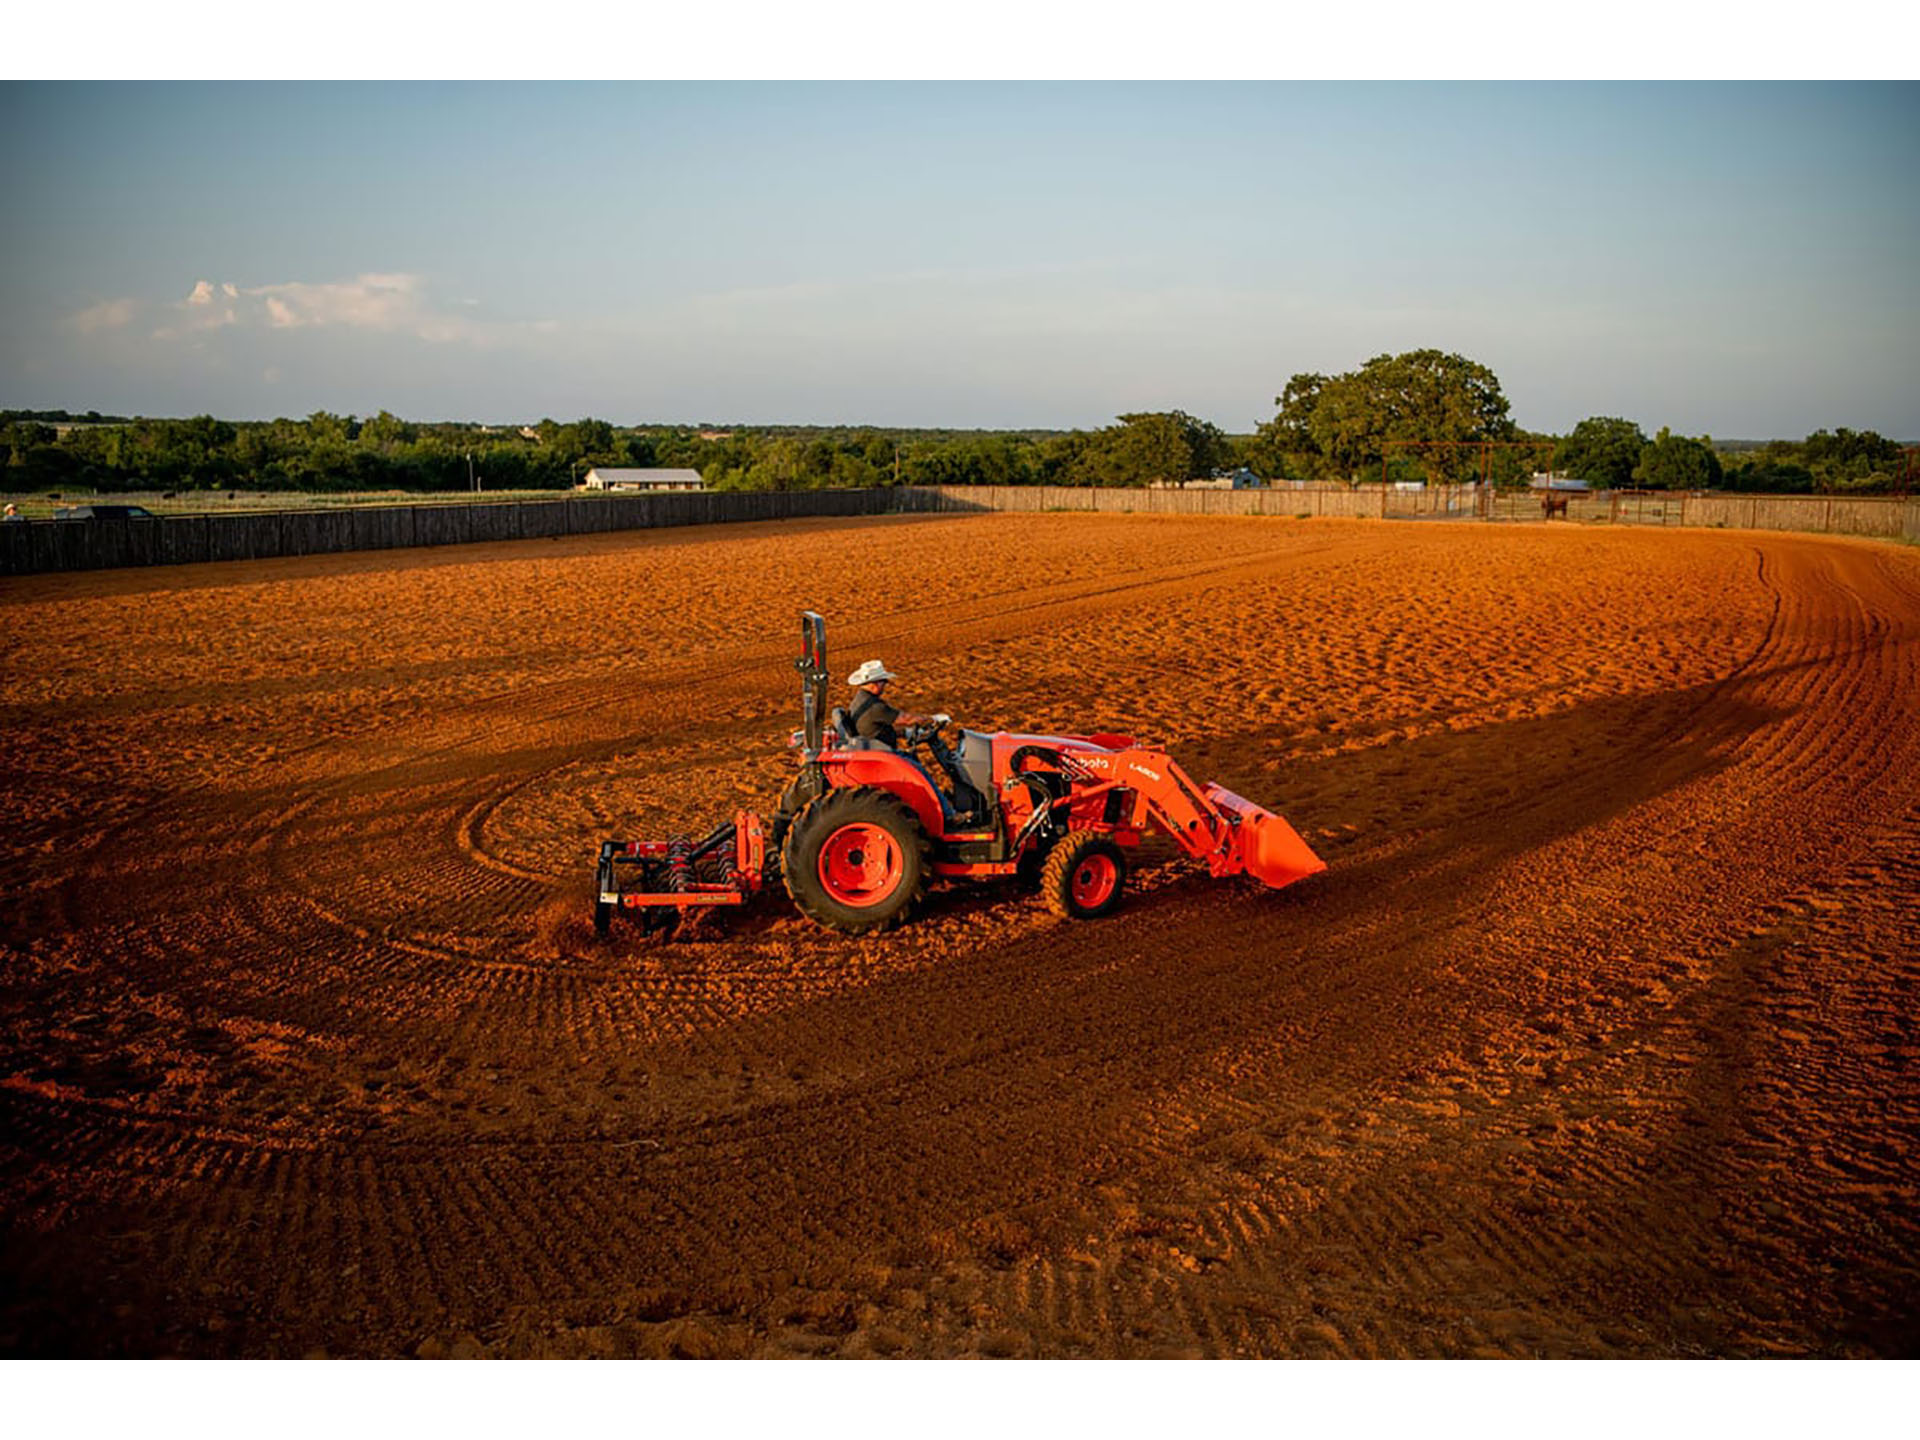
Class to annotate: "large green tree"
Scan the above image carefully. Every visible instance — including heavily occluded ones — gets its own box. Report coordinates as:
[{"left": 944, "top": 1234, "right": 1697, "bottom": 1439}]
[
  {"left": 1073, "top": 410, "right": 1227, "bottom": 487},
  {"left": 1633, "top": 427, "right": 1723, "bottom": 491},
  {"left": 1802, "top": 427, "right": 1902, "bottom": 492},
  {"left": 1555, "top": 416, "right": 1647, "bottom": 489},
  {"left": 1255, "top": 349, "right": 1515, "bottom": 484}
]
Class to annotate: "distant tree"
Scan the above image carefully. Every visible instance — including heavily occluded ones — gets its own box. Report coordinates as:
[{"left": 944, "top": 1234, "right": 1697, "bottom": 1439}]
[
  {"left": 1, "top": 420, "right": 57, "bottom": 462},
  {"left": 858, "top": 432, "right": 894, "bottom": 474},
  {"left": 1256, "top": 350, "right": 1515, "bottom": 484},
  {"left": 950, "top": 433, "right": 1034, "bottom": 487},
  {"left": 1721, "top": 459, "right": 1815, "bottom": 494},
  {"left": 547, "top": 418, "right": 615, "bottom": 466},
  {"left": 1220, "top": 432, "right": 1262, "bottom": 471},
  {"left": 1803, "top": 427, "right": 1900, "bottom": 468},
  {"left": 2, "top": 421, "right": 70, "bottom": 486},
  {"left": 829, "top": 451, "right": 881, "bottom": 488},
  {"left": 1633, "top": 427, "right": 1723, "bottom": 491},
  {"left": 749, "top": 438, "right": 805, "bottom": 491},
  {"left": 1555, "top": 416, "right": 1646, "bottom": 489},
  {"left": 1034, "top": 431, "right": 1092, "bottom": 485},
  {"left": 1075, "top": 411, "right": 1227, "bottom": 487},
  {"left": 1802, "top": 427, "right": 1901, "bottom": 493},
  {"left": 307, "top": 411, "right": 353, "bottom": 446},
  {"left": 691, "top": 434, "right": 758, "bottom": 487},
  {"left": 800, "top": 437, "right": 839, "bottom": 487},
  {"left": 358, "top": 410, "right": 415, "bottom": 452},
  {"left": 1254, "top": 372, "right": 1327, "bottom": 473}
]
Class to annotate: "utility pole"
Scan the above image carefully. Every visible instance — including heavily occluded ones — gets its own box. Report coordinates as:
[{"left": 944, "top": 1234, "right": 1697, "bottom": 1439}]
[{"left": 467, "top": 453, "right": 475, "bottom": 493}]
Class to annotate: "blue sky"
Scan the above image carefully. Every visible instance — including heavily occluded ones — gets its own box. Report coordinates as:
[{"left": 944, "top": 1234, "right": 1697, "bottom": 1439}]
[{"left": 2, "top": 81, "right": 1915, "bottom": 437}]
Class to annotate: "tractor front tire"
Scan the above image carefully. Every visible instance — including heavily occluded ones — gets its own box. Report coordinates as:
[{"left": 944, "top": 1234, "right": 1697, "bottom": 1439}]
[
  {"left": 1041, "top": 833, "right": 1126, "bottom": 920},
  {"left": 783, "top": 786, "right": 932, "bottom": 934}
]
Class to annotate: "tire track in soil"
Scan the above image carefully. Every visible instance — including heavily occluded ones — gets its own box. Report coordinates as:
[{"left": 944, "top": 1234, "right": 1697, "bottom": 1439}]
[
  {"left": 1024, "top": 539, "right": 1920, "bottom": 1357},
  {"left": 640, "top": 535, "right": 1909, "bottom": 1358},
  {"left": 3, "top": 519, "right": 1916, "bottom": 1357}
]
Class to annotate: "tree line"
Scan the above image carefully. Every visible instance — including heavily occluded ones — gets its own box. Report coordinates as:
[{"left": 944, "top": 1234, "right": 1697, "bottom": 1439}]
[
  {"left": 0, "top": 409, "right": 1242, "bottom": 495},
  {"left": 3, "top": 354, "right": 1909, "bottom": 495}
]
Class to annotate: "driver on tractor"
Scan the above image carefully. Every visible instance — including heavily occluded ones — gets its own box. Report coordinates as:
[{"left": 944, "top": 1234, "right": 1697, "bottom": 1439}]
[{"left": 845, "top": 659, "right": 974, "bottom": 825}]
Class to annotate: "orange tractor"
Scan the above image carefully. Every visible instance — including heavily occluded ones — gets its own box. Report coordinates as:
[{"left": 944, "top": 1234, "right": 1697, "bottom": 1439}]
[{"left": 595, "top": 612, "right": 1325, "bottom": 935}]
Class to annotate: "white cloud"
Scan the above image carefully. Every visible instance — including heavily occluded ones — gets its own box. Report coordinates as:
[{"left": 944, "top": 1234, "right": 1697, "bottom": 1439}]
[
  {"left": 134, "top": 271, "right": 551, "bottom": 349},
  {"left": 157, "top": 279, "right": 241, "bottom": 337},
  {"left": 68, "top": 297, "right": 138, "bottom": 334},
  {"left": 250, "top": 272, "right": 421, "bottom": 333}
]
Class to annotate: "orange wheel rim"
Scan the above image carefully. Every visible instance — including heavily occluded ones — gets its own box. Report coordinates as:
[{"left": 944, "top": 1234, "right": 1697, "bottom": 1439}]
[
  {"left": 1070, "top": 853, "right": 1118, "bottom": 908},
  {"left": 818, "top": 823, "right": 904, "bottom": 907}
]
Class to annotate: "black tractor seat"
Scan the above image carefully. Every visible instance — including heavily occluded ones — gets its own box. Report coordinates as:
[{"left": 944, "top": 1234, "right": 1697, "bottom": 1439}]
[{"left": 828, "top": 705, "right": 885, "bottom": 751}]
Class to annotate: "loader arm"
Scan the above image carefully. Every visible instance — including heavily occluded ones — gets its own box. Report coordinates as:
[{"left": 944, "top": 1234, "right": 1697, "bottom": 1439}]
[{"left": 1072, "top": 748, "right": 1326, "bottom": 891}]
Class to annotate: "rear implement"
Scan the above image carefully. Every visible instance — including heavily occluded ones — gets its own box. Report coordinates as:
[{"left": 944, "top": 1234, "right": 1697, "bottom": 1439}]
[{"left": 594, "top": 811, "right": 766, "bottom": 936}]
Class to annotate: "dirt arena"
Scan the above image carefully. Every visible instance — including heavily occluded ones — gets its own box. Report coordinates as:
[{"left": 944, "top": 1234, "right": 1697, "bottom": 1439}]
[{"left": 3, "top": 512, "right": 1917, "bottom": 1358}]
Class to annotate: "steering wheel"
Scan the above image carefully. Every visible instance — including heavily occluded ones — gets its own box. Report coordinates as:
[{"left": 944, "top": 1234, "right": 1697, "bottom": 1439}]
[{"left": 901, "top": 713, "right": 951, "bottom": 749}]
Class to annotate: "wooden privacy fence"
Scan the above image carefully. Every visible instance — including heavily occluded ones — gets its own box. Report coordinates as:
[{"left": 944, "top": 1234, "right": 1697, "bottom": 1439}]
[
  {"left": 892, "top": 485, "right": 1393, "bottom": 519},
  {"left": 0, "top": 488, "right": 897, "bottom": 576},
  {"left": 903, "top": 485, "right": 1920, "bottom": 541},
  {"left": 5, "top": 485, "right": 1916, "bottom": 576},
  {"left": 1680, "top": 493, "right": 1920, "bottom": 540}
]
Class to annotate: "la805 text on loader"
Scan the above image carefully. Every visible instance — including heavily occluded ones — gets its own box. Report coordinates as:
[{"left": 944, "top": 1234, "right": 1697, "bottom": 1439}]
[{"left": 596, "top": 611, "right": 1325, "bottom": 936}]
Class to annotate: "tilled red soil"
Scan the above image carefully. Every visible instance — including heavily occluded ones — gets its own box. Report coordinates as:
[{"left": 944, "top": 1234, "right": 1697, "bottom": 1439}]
[{"left": 2, "top": 513, "right": 1917, "bottom": 1358}]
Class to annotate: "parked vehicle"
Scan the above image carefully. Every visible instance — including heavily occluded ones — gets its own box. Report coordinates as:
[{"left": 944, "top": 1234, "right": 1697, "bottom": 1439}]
[{"left": 52, "top": 504, "right": 156, "bottom": 520}]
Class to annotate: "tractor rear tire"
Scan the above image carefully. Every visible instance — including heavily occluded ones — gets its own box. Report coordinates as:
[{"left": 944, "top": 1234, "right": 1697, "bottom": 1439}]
[
  {"left": 593, "top": 899, "right": 614, "bottom": 935},
  {"left": 783, "top": 786, "right": 932, "bottom": 934},
  {"left": 1041, "top": 833, "right": 1126, "bottom": 920}
]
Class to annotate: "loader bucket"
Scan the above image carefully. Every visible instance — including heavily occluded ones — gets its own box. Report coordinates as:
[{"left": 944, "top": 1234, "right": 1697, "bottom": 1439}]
[{"left": 1204, "top": 785, "right": 1328, "bottom": 890}]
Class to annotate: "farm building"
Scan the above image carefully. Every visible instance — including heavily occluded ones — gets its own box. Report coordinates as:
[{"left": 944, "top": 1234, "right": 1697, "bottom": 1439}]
[
  {"left": 581, "top": 468, "right": 705, "bottom": 492},
  {"left": 1156, "top": 468, "right": 1266, "bottom": 491}
]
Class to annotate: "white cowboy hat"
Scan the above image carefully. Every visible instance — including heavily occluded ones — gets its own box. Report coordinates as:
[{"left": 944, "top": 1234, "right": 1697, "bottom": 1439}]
[{"left": 847, "top": 659, "right": 897, "bottom": 686}]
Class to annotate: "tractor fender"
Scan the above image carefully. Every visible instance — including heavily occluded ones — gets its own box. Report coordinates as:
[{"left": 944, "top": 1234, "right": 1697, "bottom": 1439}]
[{"left": 821, "top": 750, "right": 949, "bottom": 836}]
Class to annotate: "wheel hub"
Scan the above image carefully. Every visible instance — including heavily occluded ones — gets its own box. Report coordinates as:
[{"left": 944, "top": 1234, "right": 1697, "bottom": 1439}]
[
  {"left": 1071, "top": 854, "right": 1119, "bottom": 909},
  {"left": 818, "top": 822, "right": 905, "bottom": 907}
]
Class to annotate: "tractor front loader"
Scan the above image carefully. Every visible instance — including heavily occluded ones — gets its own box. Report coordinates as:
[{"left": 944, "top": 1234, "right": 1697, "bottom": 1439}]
[{"left": 596, "top": 611, "right": 1324, "bottom": 937}]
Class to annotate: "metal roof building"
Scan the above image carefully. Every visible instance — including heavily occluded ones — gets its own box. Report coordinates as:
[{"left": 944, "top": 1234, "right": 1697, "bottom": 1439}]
[{"left": 581, "top": 468, "right": 705, "bottom": 492}]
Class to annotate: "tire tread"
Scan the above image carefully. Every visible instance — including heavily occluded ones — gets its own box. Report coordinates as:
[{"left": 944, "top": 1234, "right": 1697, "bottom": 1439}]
[{"left": 782, "top": 786, "right": 932, "bottom": 934}]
